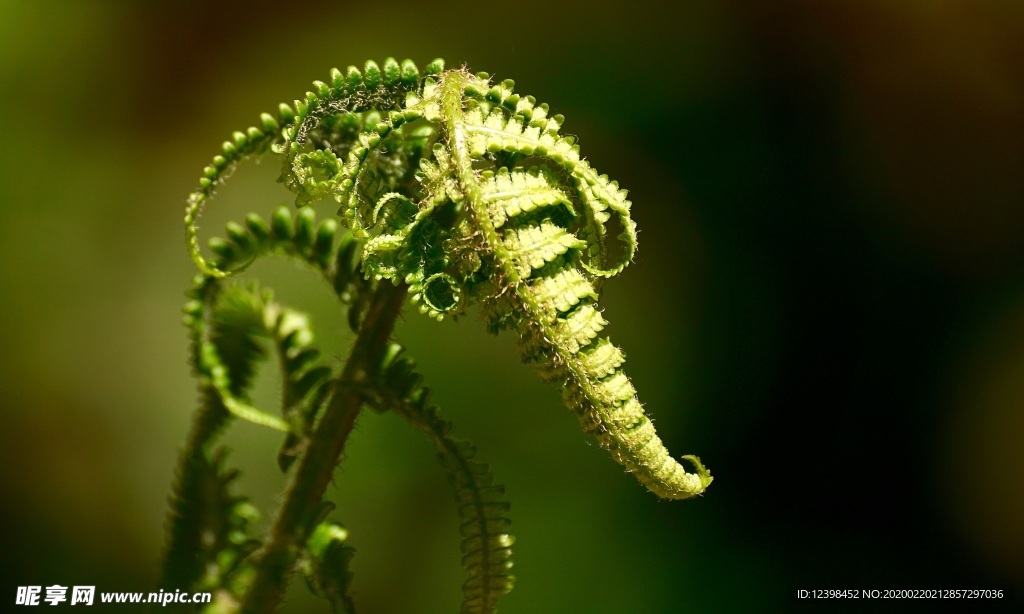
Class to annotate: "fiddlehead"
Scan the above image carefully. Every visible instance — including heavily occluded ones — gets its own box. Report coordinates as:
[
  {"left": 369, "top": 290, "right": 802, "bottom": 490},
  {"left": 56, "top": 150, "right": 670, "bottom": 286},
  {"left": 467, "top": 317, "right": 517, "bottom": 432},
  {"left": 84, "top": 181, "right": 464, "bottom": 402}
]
[
  {"left": 186, "top": 61, "right": 711, "bottom": 499},
  {"left": 185, "top": 56, "right": 710, "bottom": 498},
  {"left": 173, "top": 56, "right": 711, "bottom": 613}
]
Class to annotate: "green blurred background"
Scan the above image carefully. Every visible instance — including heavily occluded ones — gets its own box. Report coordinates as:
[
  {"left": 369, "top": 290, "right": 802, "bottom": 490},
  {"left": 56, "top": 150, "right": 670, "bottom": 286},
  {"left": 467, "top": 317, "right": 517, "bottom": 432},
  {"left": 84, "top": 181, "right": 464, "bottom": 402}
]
[{"left": 2, "top": 0, "right": 1022, "bottom": 611}]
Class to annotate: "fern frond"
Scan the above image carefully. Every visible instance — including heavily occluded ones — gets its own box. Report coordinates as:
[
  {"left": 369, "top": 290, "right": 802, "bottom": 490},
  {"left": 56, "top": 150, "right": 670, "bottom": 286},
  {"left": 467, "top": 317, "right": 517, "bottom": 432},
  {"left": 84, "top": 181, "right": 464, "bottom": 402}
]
[
  {"left": 177, "top": 57, "right": 712, "bottom": 612},
  {"left": 204, "top": 285, "right": 293, "bottom": 431},
  {"left": 189, "top": 205, "right": 366, "bottom": 442},
  {"left": 446, "top": 72, "right": 637, "bottom": 279},
  {"left": 166, "top": 282, "right": 329, "bottom": 592},
  {"left": 436, "top": 71, "right": 710, "bottom": 499},
  {"left": 186, "top": 59, "right": 710, "bottom": 499},
  {"left": 185, "top": 57, "right": 440, "bottom": 278},
  {"left": 170, "top": 203, "right": 379, "bottom": 611},
  {"left": 377, "top": 346, "right": 515, "bottom": 614},
  {"left": 272, "top": 304, "right": 334, "bottom": 471},
  {"left": 169, "top": 203, "right": 366, "bottom": 582},
  {"left": 220, "top": 62, "right": 710, "bottom": 499},
  {"left": 526, "top": 268, "right": 597, "bottom": 320}
]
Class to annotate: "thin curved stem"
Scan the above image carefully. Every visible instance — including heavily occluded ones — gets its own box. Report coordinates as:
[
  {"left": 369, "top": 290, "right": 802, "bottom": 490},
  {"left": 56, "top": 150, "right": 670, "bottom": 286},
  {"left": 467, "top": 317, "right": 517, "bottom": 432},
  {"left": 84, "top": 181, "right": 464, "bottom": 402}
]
[{"left": 238, "top": 281, "right": 408, "bottom": 614}]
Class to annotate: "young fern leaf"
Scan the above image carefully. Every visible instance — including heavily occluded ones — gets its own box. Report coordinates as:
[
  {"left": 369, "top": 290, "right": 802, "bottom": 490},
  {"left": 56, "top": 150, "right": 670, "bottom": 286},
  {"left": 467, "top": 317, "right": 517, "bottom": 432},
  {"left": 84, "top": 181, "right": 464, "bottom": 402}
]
[
  {"left": 165, "top": 282, "right": 278, "bottom": 594},
  {"left": 176, "top": 55, "right": 712, "bottom": 613},
  {"left": 376, "top": 345, "right": 515, "bottom": 614},
  {"left": 185, "top": 58, "right": 433, "bottom": 278},
  {"left": 185, "top": 58, "right": 711, "bottom": 499},
  {"left": 168, "top": 206, "right": 367, "bottom": 604},
  {"left": 435, "top": 73, "right": 712, "bottom": 499},
  {"left": 187, "top": 205, "right": 367, "bottom": 436}
]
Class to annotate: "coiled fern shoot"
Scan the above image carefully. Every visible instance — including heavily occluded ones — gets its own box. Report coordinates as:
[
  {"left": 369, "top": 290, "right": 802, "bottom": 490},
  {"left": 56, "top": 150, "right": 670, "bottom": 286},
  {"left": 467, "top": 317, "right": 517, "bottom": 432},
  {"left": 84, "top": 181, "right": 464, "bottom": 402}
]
[{"left": 167, "top": 57, "right": 711, "bottom": 613}]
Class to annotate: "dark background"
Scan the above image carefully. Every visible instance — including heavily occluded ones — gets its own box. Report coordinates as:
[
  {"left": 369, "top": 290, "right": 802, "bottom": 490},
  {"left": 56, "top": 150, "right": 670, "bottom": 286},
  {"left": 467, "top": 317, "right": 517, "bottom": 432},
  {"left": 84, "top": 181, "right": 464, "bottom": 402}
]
[{"left": 1, "top": 1, "right": 1022, "bottom": 611}]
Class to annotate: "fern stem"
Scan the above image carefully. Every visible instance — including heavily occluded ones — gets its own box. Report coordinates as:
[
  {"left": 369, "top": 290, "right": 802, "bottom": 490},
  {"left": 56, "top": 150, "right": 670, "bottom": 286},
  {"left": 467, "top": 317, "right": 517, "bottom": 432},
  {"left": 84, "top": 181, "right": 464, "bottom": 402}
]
[{"left": 239, "top": 281, "right": 408, "bottom": 614}]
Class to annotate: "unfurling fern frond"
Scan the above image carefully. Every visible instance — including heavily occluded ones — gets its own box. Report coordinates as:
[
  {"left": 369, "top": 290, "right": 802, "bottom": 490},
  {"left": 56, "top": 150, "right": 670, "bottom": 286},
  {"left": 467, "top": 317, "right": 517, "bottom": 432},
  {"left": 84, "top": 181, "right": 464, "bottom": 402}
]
[
  {"left": 435, "top": 71, "right": 710, "bottom": 499},
  {"left": 184, "top": 205, "right": 366, "bottom": 437},
  {"left": 174, "top": 56, "right": 711, "bottom": 614},
  {"left": 166, "top": 205, "right": 366, "bottom": 601},
  {"left": 376, "top": 345, "right": 514, "bottom": 614},
  {"left": 164, "top": 280, "right": 271, "bottom": 594},
  {"left": 183, "top": 60, "right": 709, "bottom": 499}
]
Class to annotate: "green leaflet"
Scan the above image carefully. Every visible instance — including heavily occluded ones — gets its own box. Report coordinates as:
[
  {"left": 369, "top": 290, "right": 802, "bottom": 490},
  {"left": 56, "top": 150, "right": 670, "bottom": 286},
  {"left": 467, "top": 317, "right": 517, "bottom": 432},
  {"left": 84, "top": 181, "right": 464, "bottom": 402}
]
[{"left": 299, "top": 522, "right": 356, "bottom": 614}]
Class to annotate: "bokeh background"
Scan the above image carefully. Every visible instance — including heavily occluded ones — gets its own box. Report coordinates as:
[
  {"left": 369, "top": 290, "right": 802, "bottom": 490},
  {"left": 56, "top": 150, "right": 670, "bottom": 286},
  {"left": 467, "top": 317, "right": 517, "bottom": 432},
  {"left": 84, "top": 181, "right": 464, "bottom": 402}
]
[{"left": 2, "top": 0, "right": 1022, "bottom": 611}]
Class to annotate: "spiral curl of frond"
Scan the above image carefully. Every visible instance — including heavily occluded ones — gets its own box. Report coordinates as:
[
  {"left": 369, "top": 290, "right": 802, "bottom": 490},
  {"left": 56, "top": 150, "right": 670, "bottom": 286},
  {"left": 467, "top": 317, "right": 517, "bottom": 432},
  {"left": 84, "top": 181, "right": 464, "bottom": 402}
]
[
  {"left": 166, "top": 205, "right": 369, "bottom": 603},
  {"left": 183, "top": 206, "right": 365, "bottom": 437}
]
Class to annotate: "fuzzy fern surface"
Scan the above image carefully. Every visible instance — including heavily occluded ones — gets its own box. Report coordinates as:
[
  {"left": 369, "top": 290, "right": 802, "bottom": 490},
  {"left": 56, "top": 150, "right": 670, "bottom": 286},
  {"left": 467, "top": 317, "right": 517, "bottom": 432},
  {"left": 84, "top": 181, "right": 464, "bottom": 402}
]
[{"left": 170, "top": 57, "right": 710, "bottom": 613}]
